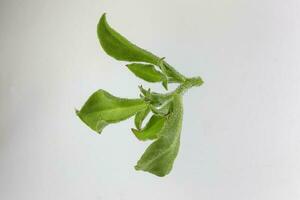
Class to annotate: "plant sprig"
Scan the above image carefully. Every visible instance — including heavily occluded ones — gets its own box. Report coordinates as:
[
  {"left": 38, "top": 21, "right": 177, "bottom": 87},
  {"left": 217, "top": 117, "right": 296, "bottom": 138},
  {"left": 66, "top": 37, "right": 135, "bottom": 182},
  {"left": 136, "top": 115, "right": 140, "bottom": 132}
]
[{"left": 76, "top": 13, "right": 204, "bottom": 177}]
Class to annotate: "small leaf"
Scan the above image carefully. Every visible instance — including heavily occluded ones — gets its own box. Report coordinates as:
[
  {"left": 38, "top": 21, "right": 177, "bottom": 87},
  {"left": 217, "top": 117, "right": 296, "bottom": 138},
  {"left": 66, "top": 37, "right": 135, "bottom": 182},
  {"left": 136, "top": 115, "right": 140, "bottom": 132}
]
[
  {"left": 150, "top": 101, "right": 171, "bottom": 116},
  {"left": 76, "top": 89, "right": 147, "bottom": 133},
  {"left": 126, "top": 63, "right": 165, "bottom": 82},
  {"left": 132, "top": 115, "right": 165, "bottom": 141},
  {"left": 97, "top": 14, "right": 160, "bottom": 64},
  {"left": 135, "top": 95, "right": 183, "bottom": 177},
  {"left": 134, "top": 107, "right": 150, "bottom": 130},
  {"left": 162, "top": 79, "right": 168, "bottom": 90}
]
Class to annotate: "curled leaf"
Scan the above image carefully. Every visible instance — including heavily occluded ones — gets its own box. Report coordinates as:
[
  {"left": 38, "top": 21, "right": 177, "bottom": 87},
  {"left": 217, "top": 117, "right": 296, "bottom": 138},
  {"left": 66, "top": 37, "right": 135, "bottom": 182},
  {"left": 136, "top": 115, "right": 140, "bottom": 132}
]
[
  {"left": 134, "top": 107, "right": 150, "bottom": 130},
  {"left": 76, "top": 89, "right": 147, "bottom": 133},
  {"left": 135, "top": 95, "right": 183, "bottom": 176},
  {"left": 132, "top": 115, "right": 165, "bottom": 141},
  {"left": 97, "top": 14, "right": 160, "bottom": 64}
]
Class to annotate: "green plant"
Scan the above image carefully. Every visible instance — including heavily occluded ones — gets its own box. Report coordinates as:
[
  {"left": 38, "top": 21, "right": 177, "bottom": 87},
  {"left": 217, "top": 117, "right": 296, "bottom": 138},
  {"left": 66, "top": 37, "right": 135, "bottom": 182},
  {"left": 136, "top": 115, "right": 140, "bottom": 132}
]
[{"left": 76, "top": 13, "right": 204, "bottom": 177}]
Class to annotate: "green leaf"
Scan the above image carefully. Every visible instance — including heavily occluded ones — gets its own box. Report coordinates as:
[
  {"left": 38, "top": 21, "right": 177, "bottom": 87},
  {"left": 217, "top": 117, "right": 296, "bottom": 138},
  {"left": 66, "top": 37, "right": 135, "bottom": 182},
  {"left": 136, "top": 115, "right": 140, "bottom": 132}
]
[
  {"left": 132, "top": 115, "right": 165, "bottom": 141},
  {"left": 97, "top": 14, "right": 160, "bottom": 65},
  {"left": 76, "top": 89, "right": 147, "bottom": 133},
  {"left": 150, "top": 101, "right": 171, "bottom": 116},
  {"left": 135, "top": 95, "right": 183, "bottom": 177},
  {"left": 126, "top": 63, "right": 165, "bottom": 83},
  {"left": 134, "top": 107, "right": 150, "bottom": 130},
  {"left": 162, "top": 79, "right": 168, "bottom": 90}
]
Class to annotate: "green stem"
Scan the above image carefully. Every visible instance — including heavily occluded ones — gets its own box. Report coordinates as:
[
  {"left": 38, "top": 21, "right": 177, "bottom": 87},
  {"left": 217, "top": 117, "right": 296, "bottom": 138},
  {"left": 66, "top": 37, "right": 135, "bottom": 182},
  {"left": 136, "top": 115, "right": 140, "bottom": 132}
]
[
  {"left": 161, "top": 61, "right": 203, "bottom": 94},
  {"left": 145, "top": 76, "right": 203, "bottom": 102},
  {"left": 162, "top": 61, "right": 187, "bottom": 82},
  {"left": 175, "top": 76, "right": 203, "bottom": 95}
]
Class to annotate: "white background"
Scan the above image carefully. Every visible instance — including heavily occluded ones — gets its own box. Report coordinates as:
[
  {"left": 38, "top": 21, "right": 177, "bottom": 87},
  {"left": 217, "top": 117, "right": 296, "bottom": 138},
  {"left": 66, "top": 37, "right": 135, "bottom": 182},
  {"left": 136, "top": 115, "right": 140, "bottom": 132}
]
[{"left": 1, "top": 0, "right": 300, "bottom": 199}]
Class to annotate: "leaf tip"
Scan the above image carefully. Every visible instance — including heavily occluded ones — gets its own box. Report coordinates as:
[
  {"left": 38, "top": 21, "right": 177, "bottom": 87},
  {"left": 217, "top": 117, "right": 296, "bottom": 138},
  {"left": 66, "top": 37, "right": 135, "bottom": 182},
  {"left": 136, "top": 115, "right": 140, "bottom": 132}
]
[
  {"left": 134, "top": 164, "right": 140, "bottom": 170},
  {"left": 98, "top": 13, "right": 108, "bottom": 32},
  {"left": 101, "top": 13, "right": 107, "bottom": 20},
  {"left": 162, "top": 81, "right": 168, "bottom": 90},
  {"left": 131, "top": 128, "right": 140, "bottom": 138}
]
